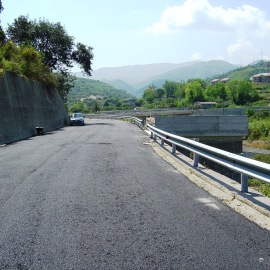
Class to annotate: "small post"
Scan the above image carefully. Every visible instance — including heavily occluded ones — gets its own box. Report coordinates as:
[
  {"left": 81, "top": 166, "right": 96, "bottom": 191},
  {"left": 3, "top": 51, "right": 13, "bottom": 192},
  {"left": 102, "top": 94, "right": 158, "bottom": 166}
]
[
  {"left": 153, "top": 134, "right": 157, "bottom": 142},
  {"left": 193, "top": 138, "right": 199, "bottom": 167},
  {"left": 241, "top": 174, "right": 248, "bottom": 193},
  {"left": 150, "top": 131, "right": 153, "bottom": 139},
  {"left": 172, "top": 143, "right": 176, "bottom": 154},
  {"left": 193, "top": 153, "right": 199, "bottom": 167},
  {"left": 161, "top": 138, "right": 164, "bottom": 145},
  {"left": 241, "top": 153, "right": 248, "bottom": 193}
]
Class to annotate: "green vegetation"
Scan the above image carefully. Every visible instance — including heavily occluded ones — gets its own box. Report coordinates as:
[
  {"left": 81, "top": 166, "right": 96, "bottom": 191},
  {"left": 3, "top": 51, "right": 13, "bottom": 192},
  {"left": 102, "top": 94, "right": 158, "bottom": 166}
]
[
  {"left": 67, "top": 77, "right": 136, "bottom": 113},
  {"left": 141, "top": 78, "right": 259, "bottom": 109},
  {"left": 0, "top": 41, "right": 56, "bottom": 86},
  {"left": 248, "top": 154, "right": 270, "bottom": 197},
  {"left": 214, "top": 60, "right": 270, "bottom": 82},
  {"left": 0, "top": 7, "right": 93, "bottom": 104},
  {"left": 247, "top": 109, "right": 270, "bottom": 141},
  {"left": 245, "top": 109, "right": 270, "bottom": 197}
]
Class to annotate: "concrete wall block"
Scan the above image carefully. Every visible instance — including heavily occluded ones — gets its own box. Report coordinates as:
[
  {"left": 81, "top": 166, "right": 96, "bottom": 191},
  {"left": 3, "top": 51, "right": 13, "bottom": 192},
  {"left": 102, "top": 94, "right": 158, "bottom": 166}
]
[
  {"left": 155, "top": 115, "right": 248, "bottom": 137},
  {"left": 0, "top": 72, "right": 69, "bottom": 144}
]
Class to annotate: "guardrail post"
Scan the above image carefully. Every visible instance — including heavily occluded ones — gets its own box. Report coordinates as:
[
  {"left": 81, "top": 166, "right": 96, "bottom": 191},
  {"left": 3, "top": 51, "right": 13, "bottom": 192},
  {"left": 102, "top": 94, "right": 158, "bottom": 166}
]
[
  {"left": 172, "top": 143, "right": 176, "bottom": 154},
  {"left": 241, "top": 174, "right": 248, "bottom": 193},
  {"left": 241, "top": 153, "right": 248, "bottom": 193},
  {"left": 153, "top": 134, "right": 157, "bottom": 142},
  {"left": 193, "top": 152, "right": 199, "bottom": 167},
  {"left": 193, "top": 138, "right": 199, "bottom": 167},
  {"left": 161, "top": 138, "right": 164, "bottom": 145}
]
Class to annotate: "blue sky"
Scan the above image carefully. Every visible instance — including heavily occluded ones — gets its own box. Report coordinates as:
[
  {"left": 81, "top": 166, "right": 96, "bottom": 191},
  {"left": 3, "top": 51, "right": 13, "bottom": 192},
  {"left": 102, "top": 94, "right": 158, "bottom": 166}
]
[{"left": 1, "top": 0, "right": 270, "bottom": 70}]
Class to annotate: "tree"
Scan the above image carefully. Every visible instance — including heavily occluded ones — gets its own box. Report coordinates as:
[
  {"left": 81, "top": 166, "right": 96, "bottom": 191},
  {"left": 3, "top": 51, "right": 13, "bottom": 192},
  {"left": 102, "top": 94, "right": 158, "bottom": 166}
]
[
  {"left": 143, "top": 85, "right": 156, "bottom": 103},
  {"left": 204, "top": 82, "right": 226, "bottom": 102},
  {"left": 163, "top": 81, "right": 176, "bottom": 98},
  {"left": 0, "top": 0, "right": 5, "bottom": 43},
  {"left": 154, "top": 88, "right": 165, "bottom": 100},
  {"left": 0, "top": 41, "right": 56, "bottom": 86},
  {"left": 7, "top": 15, "right": 94, "bottom": 102},
  {"left": 185, "top": 80, "right": 204, "bottom": 103},
  {"left": 0, "top": 0, "right": 3, "bottom": 14},
  {"left": 226, "top": 80, "right": 259, "bottom": 105}
]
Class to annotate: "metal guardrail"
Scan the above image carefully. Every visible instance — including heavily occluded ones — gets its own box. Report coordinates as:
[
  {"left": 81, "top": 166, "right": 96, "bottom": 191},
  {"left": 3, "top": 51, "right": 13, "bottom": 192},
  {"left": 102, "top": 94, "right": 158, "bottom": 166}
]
[
  {"left": 147, "top": 124, "right": 270, "bottom": 193},
  {"left": 118, "top": 116, "right": 145, "bottom": 129}
]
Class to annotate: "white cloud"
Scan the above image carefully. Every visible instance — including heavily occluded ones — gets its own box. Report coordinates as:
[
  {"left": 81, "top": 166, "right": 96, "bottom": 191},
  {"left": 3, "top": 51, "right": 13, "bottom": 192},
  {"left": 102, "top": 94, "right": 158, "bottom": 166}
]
[
  {"left": 191, "top": 52, "right": 203, "bottom": 61},
  {"left": 227, "top": 38, "right": 255, "bottom": 65},
  {"left": 146, "top": 0, "right": 270, "bottom": 35}
]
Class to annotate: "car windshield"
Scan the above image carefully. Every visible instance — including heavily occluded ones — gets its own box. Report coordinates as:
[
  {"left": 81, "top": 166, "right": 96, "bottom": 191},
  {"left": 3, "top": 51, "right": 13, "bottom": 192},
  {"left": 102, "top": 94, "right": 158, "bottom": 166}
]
[{"left": 73, "top": 113, "right": 82, "bottom": 118}]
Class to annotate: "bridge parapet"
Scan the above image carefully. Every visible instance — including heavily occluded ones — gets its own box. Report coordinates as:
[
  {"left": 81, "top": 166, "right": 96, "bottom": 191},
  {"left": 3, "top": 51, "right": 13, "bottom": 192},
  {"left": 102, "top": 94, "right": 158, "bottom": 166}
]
[{"left": 155, "top": 115, "right": 249, "bottom": 180}]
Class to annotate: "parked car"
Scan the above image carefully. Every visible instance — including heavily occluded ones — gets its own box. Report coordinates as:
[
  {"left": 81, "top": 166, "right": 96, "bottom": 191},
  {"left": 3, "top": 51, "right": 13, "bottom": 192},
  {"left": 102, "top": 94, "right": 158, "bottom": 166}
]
[{"left": 70, "top": 113, "right": 85, "bottom": 126}]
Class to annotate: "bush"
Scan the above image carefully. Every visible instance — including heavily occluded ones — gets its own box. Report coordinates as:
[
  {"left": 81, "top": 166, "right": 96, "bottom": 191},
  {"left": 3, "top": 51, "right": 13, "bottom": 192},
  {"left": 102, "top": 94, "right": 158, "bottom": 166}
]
[
  {"left": 248, "top": 110, "right": 270, "bottom": 141},
  {"left": 0, "top": 41, "right": 56, "bottom": 87},
  {"left": 248, "top": 154, "right": 270, "bottom": 197}
]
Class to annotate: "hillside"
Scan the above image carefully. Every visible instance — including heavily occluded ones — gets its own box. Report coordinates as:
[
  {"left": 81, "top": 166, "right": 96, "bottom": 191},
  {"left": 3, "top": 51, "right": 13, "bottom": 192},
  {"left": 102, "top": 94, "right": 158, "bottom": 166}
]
[
  {"left": 134, "top": 60, "right": 237, "bottom": 97},
  {"left": 82, "top": 60, "right": 237, "bottom": 97},
  {"left": 67, "top": 77, "right": 135, "bottom": 103},
  {"left": 211, "top": 60, "right": 270, "bottom": 81},
  {"left": 89, "top": 61, "right": 201, "bottom": 88}
]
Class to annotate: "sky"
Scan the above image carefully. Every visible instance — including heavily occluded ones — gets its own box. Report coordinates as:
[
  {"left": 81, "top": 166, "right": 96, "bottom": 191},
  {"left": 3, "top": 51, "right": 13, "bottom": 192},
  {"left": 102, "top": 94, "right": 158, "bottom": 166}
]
[{"left": 1, "top": 0, "right": 270, "bottom": 71}]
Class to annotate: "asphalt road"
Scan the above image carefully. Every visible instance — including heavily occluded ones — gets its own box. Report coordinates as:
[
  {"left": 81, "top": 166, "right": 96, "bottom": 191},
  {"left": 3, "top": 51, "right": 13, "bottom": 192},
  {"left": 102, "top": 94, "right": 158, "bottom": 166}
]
[{"left": 0, "top": 119, "right": 270, "bottom": 269}]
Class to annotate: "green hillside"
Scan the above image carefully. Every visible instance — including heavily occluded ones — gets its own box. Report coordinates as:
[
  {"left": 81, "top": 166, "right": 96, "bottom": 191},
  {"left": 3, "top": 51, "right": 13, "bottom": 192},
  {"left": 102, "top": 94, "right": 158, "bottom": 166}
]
[
  {"left": 135, "top": 60, "right": 237, "bottom": 97},
  {"left": 209, "top": 60, "right": 270, "bottom": 81},
  {"left": 157, "top": 60, "right": 236, "bottom": 82},
  {"left": 67, "top": 77, "right": 136, "bottom": 113},
  {"left": 68, "top": 77, "right": 135, "bottom": 103}
]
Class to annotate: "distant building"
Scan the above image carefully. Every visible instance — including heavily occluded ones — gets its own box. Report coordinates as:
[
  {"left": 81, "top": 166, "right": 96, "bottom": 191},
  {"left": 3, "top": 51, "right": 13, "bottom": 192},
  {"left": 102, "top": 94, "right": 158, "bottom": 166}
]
[
  {"left": 196, "top": 102, "right": 217, "bottom": 109},
  {"left": 219, "top": 78, "right": 230, "bottom": 83},
  {"left": 210, "top": 79, "right": 220, "bottom": 85},
  {"left": 250, "top": 73, "right": 270, "bottom": 83},
  {"left": 210, "top": 78, "right": 230, "bottom": 85},
  {"left": 123, "top": 98, "right": 136, "bottom": 106}
]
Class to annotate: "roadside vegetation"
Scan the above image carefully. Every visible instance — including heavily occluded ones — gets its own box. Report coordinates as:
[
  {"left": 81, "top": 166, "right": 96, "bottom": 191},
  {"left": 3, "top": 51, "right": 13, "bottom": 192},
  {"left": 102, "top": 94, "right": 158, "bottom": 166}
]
[
  {"left": 67, "top": 77, "right": 136, "bottom": 113},
  {"left": 141, "top": 79, "right": 260, "bottom": 109},
  {"left": 0, "top": 2, "right": 93, "bottom": 104},
  {"left": 248, "top": 154, "right": 270, "bottom": 197}
]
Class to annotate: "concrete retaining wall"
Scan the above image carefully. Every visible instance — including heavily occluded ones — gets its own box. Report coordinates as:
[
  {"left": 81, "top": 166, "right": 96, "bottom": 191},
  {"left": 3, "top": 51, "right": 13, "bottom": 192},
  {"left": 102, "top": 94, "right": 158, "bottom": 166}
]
[
  {"left": 0, "top": 72, "right": 69, "bottom": 144},
  {"left": 155, "top": 115, "right": 249, "bottom": 181},
  {"left": 155, "top": 115, "right": 248, "bottom": 138}
]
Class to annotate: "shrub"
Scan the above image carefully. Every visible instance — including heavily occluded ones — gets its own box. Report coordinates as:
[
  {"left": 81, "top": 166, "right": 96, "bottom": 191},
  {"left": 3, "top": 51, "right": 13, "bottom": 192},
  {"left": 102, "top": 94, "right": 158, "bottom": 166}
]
[
  {"left": 0, "top": 41, "right": 56, "bottom": 87},
  {"left": 248, "top": 154, "right": 270, "bottom": 197}
]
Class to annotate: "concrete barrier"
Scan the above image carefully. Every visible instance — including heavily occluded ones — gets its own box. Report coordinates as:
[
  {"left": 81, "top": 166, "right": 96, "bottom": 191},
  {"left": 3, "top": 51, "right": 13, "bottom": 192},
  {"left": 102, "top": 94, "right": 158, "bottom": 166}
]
[
  {"left": 0, "top": 72, "right": 69, "bottom": 144},
  {"left": 155, "top": 115, "right": 249, "bottom": 181}
]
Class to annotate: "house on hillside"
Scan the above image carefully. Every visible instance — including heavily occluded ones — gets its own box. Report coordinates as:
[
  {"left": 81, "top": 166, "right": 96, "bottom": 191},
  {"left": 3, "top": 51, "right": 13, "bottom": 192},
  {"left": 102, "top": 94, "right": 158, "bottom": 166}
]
[
  {"left": 219, "top": 78, "right": 230, "bottom": 83},
  {"left": 123, "top": 98, "right": 136, "bottom": 106},
  {"left": 250, "top": 73, "right": 270, "bottom": 83},
  {"left": 210, "top": 78, "right": 230, "bottom": 85},
  {"left": 210, "top": 79, "right": 219, "bottom": 85}
]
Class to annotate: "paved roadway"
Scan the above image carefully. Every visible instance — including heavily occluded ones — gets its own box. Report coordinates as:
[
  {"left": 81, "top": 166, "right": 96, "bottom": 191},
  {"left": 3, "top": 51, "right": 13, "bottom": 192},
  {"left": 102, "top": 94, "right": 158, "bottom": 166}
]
[{"left": 0, "top": 119, "right": 270, "bottom": 269}]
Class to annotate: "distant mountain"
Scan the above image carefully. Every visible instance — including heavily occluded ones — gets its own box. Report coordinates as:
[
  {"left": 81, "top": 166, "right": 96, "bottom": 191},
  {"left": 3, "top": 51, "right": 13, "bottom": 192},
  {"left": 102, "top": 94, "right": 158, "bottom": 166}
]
[
  {"left": 75, "top": 60, "right": 237, "bottom": 97},
  {"left": 90, "top": 61, "right": 201, "bottom": 88},
  {"left": 134, "top": 60, "right": 237, "bottom": 96}
]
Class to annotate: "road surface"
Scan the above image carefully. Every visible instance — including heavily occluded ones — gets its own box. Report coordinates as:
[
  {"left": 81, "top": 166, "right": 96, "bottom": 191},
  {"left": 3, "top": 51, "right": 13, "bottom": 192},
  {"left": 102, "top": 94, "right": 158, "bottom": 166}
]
[{"left": 0, "top": 119, "right": 270, "bottom": 269}]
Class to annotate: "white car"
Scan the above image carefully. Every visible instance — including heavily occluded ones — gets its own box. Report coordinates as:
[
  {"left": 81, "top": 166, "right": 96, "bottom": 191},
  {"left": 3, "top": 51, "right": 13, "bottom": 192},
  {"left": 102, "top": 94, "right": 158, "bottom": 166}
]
[{"left": 70, "top": 113, "right": 85, "bottom": 126}]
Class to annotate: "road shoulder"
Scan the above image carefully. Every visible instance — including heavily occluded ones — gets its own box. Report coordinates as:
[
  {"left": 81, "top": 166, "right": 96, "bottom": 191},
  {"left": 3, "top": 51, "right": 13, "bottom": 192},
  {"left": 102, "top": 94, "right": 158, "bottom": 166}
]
[{"left": 146, "top": 135, "right": 270, "bottom": 231}]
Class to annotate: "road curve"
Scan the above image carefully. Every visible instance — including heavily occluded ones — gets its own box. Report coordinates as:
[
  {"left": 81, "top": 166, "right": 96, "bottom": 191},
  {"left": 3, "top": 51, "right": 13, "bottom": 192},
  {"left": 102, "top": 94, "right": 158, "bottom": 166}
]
[{"left": 0, "top": 119, "right": 270, "bottom": 269}]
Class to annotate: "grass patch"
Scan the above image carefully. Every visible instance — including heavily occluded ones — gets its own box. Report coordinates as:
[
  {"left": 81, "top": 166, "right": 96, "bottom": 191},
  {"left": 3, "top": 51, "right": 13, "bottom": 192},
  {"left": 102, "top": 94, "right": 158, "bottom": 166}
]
[
  {"left": 243, "top": 140, "right": 270, "bottom": 150},
  {"left": 248, "top": 154, "right": 270, "bottom": 197}
]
